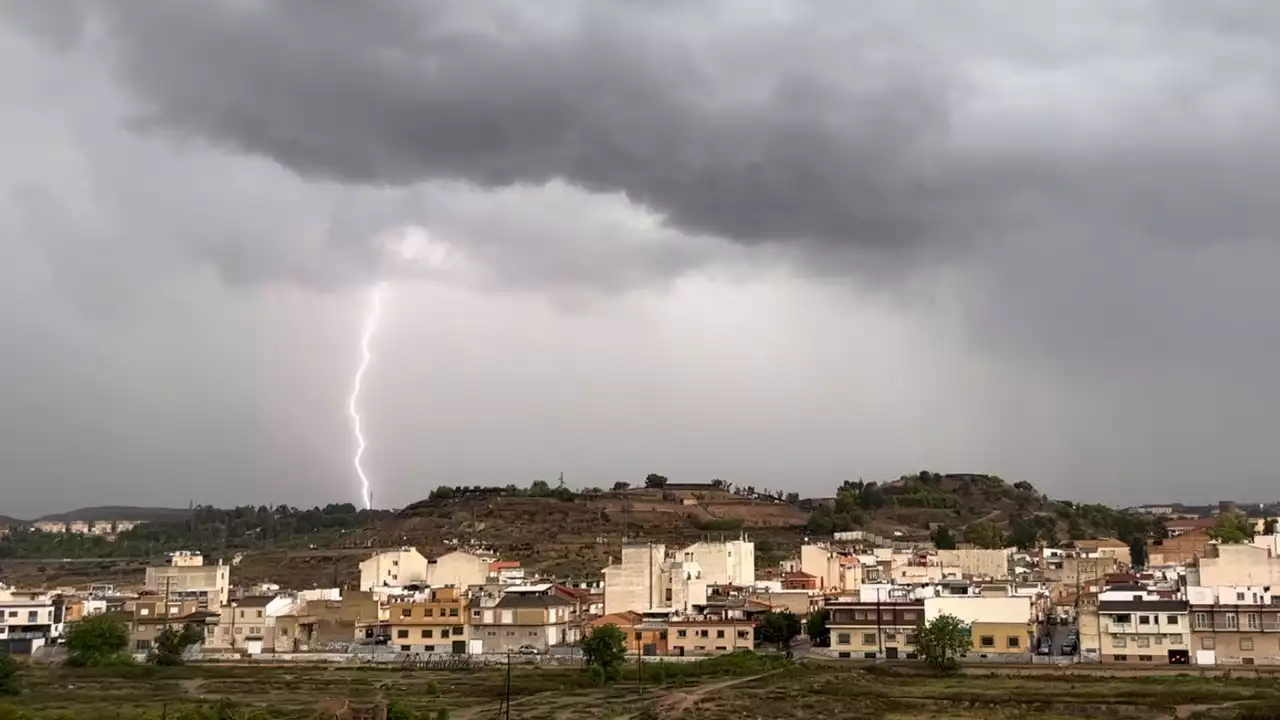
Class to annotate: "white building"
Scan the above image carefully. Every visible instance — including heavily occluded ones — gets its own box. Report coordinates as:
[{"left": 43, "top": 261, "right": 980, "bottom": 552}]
[
  {"left": 0, "top": 590, "right": 65, "bottom": 653},
  {"left": 603, "top": 539, "right": 756, "bottom": 615},
  {"left": 359, "top": 547, "right": 430, "bottom": 590}
]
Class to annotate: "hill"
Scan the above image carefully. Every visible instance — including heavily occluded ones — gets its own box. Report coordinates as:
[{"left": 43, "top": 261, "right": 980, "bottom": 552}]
[
  {"left": 33, "top": 506, "right": 193, "bottom": 524},
  {"left": 0, "top": 474, "right": 1162, "bottom": 588}
]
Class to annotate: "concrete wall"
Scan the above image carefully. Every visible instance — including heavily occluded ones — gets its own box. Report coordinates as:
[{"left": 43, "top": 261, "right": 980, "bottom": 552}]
[
  {"left": 679, "top": 540, "right": 754, "bottom": 587},
  {"left": 603, "top": 544, "right": 665, "bottom": 614},
  {"left": 925, "top": 596, "right": 1032, "bottom": 625},
  {"left": 936, "top": 549, "right": 1012, "bottom": 580},
  {"left": 426, "top": 551, "right": 490, "bottom": 589},
  {"left": 1198, "top": 545, "right": 1280, "bottom": 587}
]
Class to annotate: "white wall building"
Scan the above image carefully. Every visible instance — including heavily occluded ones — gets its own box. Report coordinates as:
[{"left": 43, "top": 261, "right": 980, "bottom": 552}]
[
  {"left": 359, "top": 547, "right": 430, "bottom": 591},
  {"left": 0, "top": 590, "right": 64, "bottom": 653},
  {"left": 145, "top": 555, "right": 230, "bottom": 609}
]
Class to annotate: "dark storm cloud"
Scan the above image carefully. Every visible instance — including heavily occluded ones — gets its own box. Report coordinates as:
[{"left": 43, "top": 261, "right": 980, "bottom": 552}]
[{"left": 40, "top": 0, "right": 1277, "bottom": 267}]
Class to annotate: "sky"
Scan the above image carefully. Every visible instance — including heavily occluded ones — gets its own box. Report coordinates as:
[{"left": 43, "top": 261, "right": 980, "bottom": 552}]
[{"left": 4, "top": 1, "right": 1280, "bottom": 517}]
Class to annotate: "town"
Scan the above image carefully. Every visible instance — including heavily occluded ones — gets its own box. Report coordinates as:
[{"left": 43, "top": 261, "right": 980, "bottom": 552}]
[{"left": 3, "top": 481, "right": 1280, "bottom": 673}]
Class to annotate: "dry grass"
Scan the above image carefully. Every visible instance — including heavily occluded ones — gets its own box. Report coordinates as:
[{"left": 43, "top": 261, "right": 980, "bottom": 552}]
[{"left": 3, "top": 660, "right": 1279, "bottom": 719}]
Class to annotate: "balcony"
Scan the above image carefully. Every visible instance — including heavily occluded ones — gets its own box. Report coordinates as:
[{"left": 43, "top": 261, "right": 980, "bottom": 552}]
[
  {"left": 1106, "top": 623, "right": 1180, "bottom": 634},
  {"left": 1193, "top": 621, "right": 1280, "bottom": 632}
]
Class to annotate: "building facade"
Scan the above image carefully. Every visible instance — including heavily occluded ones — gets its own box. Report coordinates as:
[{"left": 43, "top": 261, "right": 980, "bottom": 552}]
[
  {"left": 827, "top": 597, "right": 924, "bottom": 660},
  {"left": 1188, "top": 585, "right": 1280, "bottom": 665}
]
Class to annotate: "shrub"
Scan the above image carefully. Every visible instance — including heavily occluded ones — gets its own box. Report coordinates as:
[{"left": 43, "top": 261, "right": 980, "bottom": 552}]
[{"left": 0, "top": 656, "right": 20, "bottom": 696}]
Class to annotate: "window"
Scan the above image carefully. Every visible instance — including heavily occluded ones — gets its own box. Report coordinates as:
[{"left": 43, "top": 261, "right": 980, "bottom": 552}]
[
  {"left": 1201, "top": 637, "right": 1215, "bottom": 650},
  {"left": 862, "top": 633, "right": 876, "bottom": 645},
  {"left": 1114, "top": 637, "right": 1127, "bottom": 648},
  {"left": 256, "top": 610, "right": 263, "bottom": 618},
  {"left": 486, "top": 631, "right": 497, "bottom": 637},
  {"left": 716, "top": 629, "right": 725, "bottom": 639},
  {"left": 1154, "top": 635, "right": 1163, "bottom": 645},
  {"left": 449, "top": 608, "right": 459, "bottom": 617},
  {"left": 1007, "top": 636, "right": 1020, "bottom": 649},
  {"left": 5, "top": 611, "right": 14, "bottom": 618},
  {"left": 665, "top": 589, "right": 673, "bottom": 603},
  {"left": 903, "top": 611, "right": 918, "bottom": 621},
  {"left": 677, "top": 630, "right": 687, "bottom": 638},
  {"left": 1113, "top": 614, "right": 1132, "bottom": 624},
  {"left": 528, "top": 631, "right": 538, "bottom": 637},
  {"left": 1138, "top": 655, "right": 1153, "bottom": 662},
  {"left": 1137, "top": 637, "right": 1150, "bottom": 648},
  {"left": 422, "top": 629, "right": 433, "bottom": 639},
  {"left": 837, "top": 633, "right": 851, "bottom": 645},
  {"left": 400, "top": 645, "right": 410, "bottom": 652},
  {"left": 1166, "top": 615, "right": 1179, "bottom": 626},
  {"left": 1237, "top": 592, "right": 1246, "bottom": 601},
  {"left": 885, "top": 633, "right": 897, "bottom": 642},
  {"left": 634, "top": 632, "right": 642, "bottom": 641},
  {"left": 505, "top": 631, "right": 516, "bottom": 637},
  {"left": 1247, "top": 613, "right": 1259, "bottom": 630},
  {"left": 401, "top": 608, "right": 412, "bottom": 618},
  {"left": 453, "top": 627, "right": 463, "bottom": 636},
  {"left": 235, "top": 627, "right": 243, "bottom": 635},
  {"left": 980, "top": 636, "right": 995, "bottom": 648},
  {"left": 1241, "top": 637, "right": 1255, "bottom": 651},
  {"left": 905, "top": 633, "right": 917, "bottom": 644},
  {"left": 1226, "top": 615, "right": 1239, "bottom": 630},
  {"left": 1114, "top": 654, "right": 1128, "bottom": 662},
  {"left": 854, "top": 611, "right": 867, "bottom": 620},
  {"left": 27, "top": 611, "right": 37, "bottom": 623},
  {"left": 471, "top": 610, "right": 481, "bottom": 619},
  {"left": 737, "top": 630, "right": 750, "bottom": 640},
  {"left": 397, "top": 629, "right": 409, "bottom": 639},
  {"left": 1138, "top": 615, "right": 1151, "bottom": 625},
  {"left": 1169, "top": 634, "right": 1184, "bottom": 644},
  {"left": 1244, "top": 657, "right": 1256, "bottom": 665},
  {"left": 1194, "top": 613, "right": 1209, "bottom": 628}
]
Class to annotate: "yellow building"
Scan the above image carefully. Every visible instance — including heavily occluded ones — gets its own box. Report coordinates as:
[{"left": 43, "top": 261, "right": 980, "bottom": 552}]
[{"left": 388, "top": 587, "right": 469, "bottom": 654}]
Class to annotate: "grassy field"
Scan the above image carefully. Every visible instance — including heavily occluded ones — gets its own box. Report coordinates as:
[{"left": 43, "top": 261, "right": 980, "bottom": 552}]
[{"left": 4, "top": 655, "right": 1280, "bottom": 720}]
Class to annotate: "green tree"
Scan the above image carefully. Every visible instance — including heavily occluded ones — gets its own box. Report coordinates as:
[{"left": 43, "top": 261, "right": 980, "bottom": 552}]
[
  {"left": 65, "top": 614, "right": 131, "bottom": 667},
  {"left": 806, "top": 506, "right": 835, "bottom": 535},
  {"left": 581, "top": 624, "right": 628, "bottom": 681},
  {"left": 0, "top": 654, "right": 21, "bottom": 696},
  {"left": 930, "top": 525, "right": 957, "bottom": 550},
  {"left": 644, "top": 473, "right": 669, "bottom": 489},
  {"left": 914, "top": 614, "right": 971, "bottom": 672},
  {"left": 528, "top": 479, "right": 552, "bottom": 497},
  {"left": 1209, "top": 512, "right": 1254, "bottom": 544},
  {"left": 611, "top": 481, "right": 630, "bottom": 492},
  {"left": 805, "top": 610, "right": 830, "bottom": 647},
  {"left": 151, "top": 623, "right": 205, "bottom": 665},
  {"left": 1128, "top": 536, "right": 1148, "bottom": 570},
  {"left": 1006, "top": 517, "right": 1041, "bottom": 551},
  {"left": 759, "top": 610, "right": 803, "bottom": 651},
  {"left": 964, "top": 520, "right": 1004, "bottom": 549}
]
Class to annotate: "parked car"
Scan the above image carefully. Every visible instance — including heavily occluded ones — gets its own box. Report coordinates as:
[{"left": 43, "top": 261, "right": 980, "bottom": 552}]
[
  {"left": 1037, "top": 638, "right": 1052, "bottom": 655},
  {"left": 517, "top": 645, "right": 541, "bottom": 655}
]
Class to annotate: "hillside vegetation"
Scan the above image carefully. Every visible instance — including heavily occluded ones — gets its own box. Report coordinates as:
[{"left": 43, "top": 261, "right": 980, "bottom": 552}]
[{"left": 0, "top": 472, "right": 1164, "bottom": 586}]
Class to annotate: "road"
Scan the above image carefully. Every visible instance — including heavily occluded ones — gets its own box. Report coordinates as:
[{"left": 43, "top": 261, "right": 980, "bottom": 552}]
[{"left": 1049, "top": 622, "right": 1077, "bottom": 657}]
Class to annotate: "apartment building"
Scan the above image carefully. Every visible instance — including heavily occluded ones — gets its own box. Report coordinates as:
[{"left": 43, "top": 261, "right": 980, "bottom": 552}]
[
  {"left": 827, "top": 592, "right": 924, "bottom": 660},
  {"left": 0, "top": 590, "right": 65, "bottom": 654},
  {"left": 208, "top": 595, "right": 292, "bottom": 654},
  {"left": 667, "top": 617, "right": 756, "bottom": 656},
  {"left": 1188, "top": 585, "right": 1280, "bottom": 665},
  {"left": 602, "top": 539, "right": 755, "bottom": 615},
  {"left": 144, "top": 552, "right": 230, "bottom": 609},
  {"left": 1095, "top": 590, "right": 1190, "bottom": 665},
  {"left": 1194, "top": 544, "right": 1280, "bottom": 587},
  {"left": 468, "top": 584, "right": 575, "bottom": 654},
  {"left": 388, "top": 587, "right": 468, "bottom": 654}
]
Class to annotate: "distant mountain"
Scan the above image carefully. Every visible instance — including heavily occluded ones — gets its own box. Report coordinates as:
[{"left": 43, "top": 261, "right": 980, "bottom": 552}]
[
  {"left": 0, "top": 515, "right": 25, "bottom": 527},
  {"left": 33, "top": 506, "right": 192, "bottom": 524}
]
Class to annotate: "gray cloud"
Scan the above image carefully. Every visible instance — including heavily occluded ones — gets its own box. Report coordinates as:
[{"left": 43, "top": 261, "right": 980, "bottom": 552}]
[
  {"left": 50, "top": 1, "right": 1277, "bottom": 264},
  {"left": 5, "top": 1, "right": 1280, "bottom": 516}
]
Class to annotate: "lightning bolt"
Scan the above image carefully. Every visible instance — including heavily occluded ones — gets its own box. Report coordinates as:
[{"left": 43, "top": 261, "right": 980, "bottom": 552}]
[{"left": 349, "top": 281, "right": 385, "bottom": 510}]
